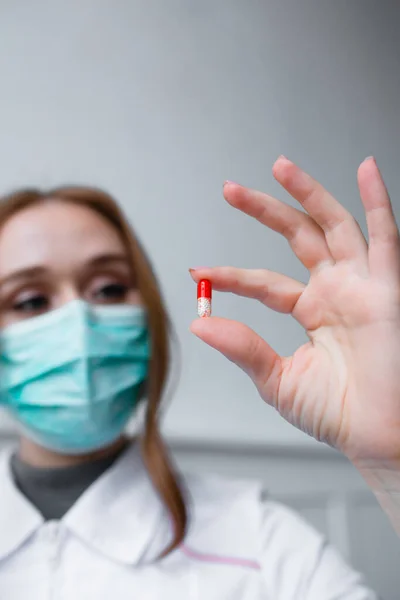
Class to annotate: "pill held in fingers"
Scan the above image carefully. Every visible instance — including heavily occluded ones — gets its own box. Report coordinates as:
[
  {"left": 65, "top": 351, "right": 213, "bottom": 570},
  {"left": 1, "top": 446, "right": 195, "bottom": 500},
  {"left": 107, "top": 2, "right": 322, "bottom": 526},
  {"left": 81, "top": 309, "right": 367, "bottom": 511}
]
[{"left": 197, "top": 279, "right": 212, "bottom": 317}]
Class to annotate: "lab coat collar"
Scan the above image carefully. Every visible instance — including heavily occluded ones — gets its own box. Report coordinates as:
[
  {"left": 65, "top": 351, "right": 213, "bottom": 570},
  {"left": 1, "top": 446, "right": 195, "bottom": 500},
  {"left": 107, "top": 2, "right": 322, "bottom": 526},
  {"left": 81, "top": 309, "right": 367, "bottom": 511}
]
[
  {"left": 0, "top": 448, "right": 44, "bottom": 560},
  {"left": 0, "top": 442, "right": 169, "bottom": 566},
  {"left": 63, "top": 440, "right": 168, "bottom": 565}
]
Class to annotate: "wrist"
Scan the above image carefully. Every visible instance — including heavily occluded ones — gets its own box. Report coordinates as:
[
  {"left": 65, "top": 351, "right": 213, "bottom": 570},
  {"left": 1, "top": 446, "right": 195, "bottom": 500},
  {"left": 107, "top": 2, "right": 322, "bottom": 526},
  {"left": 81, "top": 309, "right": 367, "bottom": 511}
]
[
  {"left": 352, "top": 458, "right": 400, "bottom": 537},
  {"left": 352, "top": 458, "right": 400, "bottom": 509}
]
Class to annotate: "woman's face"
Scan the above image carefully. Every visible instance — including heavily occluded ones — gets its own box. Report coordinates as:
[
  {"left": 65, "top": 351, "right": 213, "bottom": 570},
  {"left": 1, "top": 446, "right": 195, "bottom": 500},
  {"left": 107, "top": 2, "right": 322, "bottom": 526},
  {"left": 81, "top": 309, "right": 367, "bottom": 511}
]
[{"left": 0, "top": 200, "right": 141, "bottom": 329}]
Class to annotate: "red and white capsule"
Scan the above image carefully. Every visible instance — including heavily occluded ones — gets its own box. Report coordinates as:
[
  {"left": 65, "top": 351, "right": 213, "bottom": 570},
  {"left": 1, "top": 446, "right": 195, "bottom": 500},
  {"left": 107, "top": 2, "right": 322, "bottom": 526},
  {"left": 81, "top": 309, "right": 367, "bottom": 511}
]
[{"left": 197, "top": 279, "right": 212, "bottom": 318}]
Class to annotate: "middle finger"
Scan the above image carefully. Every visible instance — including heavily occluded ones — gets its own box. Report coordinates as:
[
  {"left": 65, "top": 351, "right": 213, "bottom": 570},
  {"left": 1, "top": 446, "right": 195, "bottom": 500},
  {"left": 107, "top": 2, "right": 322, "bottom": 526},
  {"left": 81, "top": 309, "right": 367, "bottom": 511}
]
[
  {"left": 223, "top": 182, "right": 334, "bottom": 272},
  {"left": 272, "top": 156, "right": 369, "bottom": 267}
]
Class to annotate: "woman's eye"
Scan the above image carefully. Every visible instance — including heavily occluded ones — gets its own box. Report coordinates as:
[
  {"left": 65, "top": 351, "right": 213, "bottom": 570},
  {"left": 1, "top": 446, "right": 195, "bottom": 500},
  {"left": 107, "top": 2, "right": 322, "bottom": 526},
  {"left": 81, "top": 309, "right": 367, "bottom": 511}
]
[
  {"left": 93, "top": 283, "right": 129, "bottom": 303},
  {"left": 13, "top": 295, "right": 50, "bottom": 314}
]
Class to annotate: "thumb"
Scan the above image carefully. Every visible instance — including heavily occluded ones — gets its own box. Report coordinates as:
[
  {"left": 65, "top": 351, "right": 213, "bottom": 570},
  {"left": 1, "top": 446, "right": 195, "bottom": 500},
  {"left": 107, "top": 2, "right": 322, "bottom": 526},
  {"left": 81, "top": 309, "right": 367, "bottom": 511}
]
[{"left": 190, "top": 316, "right": 282, "bottom": 405}]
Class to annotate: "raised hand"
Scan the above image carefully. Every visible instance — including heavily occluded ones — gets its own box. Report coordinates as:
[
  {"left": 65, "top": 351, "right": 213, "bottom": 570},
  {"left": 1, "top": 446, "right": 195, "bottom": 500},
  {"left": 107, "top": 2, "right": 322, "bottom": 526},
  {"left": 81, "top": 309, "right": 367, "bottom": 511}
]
[{"left": 190, "top": 156, "right": 400, "bottom": 466}]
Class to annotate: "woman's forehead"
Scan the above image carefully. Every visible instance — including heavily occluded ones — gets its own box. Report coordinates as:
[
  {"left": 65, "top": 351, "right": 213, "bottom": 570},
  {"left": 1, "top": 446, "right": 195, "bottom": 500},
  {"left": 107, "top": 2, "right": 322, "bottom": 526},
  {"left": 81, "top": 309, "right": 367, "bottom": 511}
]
[{"left": 0, "top": 200, "right": 127, "bottom": 276}]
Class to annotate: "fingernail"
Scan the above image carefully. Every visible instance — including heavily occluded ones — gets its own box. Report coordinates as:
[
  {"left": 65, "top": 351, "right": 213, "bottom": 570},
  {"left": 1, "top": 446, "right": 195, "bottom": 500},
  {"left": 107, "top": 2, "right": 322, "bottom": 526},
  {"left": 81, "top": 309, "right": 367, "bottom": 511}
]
[
  {"left": 223, "top": 180, "right": 240, "bottom": 187},
  {"left": 189, "top": 267, "right": 209, "bottom": 272},
  {"left": 364, "top": 156, "right": 375, "bottom": 162}
]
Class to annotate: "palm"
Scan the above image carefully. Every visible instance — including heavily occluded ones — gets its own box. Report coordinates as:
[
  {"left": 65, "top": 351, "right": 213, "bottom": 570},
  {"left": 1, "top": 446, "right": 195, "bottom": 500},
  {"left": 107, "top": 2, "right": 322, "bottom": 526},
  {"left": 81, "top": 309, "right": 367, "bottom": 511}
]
[
  {"left": 191, "top": 156, "right": 400, "bottom": 463},
  {"left": 279, "top": 266, "right": 400, "bottom": 460}
]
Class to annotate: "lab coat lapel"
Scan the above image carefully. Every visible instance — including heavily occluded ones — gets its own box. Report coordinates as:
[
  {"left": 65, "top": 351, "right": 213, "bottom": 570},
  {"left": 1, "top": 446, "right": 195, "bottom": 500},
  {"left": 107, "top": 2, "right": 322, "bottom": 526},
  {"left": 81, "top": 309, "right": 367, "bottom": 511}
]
[
  {"left": 63, "top": 441, "right": 169, "bottom": 565},
  {"left": 0, "top": 448, "right": 43, "bottom": 561}
]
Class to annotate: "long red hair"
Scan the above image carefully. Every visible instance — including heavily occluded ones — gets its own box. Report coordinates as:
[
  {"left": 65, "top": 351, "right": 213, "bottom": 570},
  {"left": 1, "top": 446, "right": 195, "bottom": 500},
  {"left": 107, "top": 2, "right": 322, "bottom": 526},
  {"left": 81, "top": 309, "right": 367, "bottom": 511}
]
[{"left": 0, "top": 185, "right": 187, "bottom": 556}]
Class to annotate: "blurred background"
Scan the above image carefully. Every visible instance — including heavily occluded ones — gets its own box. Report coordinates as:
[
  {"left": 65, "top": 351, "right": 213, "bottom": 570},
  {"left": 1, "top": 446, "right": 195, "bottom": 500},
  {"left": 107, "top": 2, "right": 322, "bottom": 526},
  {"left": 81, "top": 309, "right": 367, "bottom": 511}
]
[{"left": 0, "top": 1, "right": 398, "bottom": 596}]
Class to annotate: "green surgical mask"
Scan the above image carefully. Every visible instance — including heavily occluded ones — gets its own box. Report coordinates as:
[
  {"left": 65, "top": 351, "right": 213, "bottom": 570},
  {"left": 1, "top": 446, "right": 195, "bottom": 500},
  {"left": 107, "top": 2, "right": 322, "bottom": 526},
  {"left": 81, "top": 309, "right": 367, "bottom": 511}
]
[{"left": 0, "top": 299, "right": 150, "bottom": 454}]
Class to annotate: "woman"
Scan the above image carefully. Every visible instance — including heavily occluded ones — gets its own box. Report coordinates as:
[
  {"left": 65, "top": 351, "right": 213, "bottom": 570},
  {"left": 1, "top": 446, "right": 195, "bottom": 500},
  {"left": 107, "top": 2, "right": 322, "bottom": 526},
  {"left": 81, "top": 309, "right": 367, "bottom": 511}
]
[{"left": 0, "top": 155, "right": 398, "bottom": 599}]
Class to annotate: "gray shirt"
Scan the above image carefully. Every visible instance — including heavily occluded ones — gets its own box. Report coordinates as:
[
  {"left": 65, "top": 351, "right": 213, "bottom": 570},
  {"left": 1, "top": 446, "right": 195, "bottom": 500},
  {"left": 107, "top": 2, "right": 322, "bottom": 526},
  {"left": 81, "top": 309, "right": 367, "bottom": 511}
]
[{"left": 10, "top": 447, "right": 125, "bottom": 520}]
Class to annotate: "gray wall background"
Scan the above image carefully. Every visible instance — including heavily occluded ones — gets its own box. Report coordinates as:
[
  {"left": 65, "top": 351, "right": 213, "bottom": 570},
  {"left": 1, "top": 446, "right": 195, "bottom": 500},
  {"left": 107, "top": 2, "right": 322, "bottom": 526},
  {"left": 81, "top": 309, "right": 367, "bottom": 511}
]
[
  {"left": 0, "top": 2, "right": 399, "bottom": 597},
  {"left": 0, "top": 0, "right": 398, "bottom": 447}
]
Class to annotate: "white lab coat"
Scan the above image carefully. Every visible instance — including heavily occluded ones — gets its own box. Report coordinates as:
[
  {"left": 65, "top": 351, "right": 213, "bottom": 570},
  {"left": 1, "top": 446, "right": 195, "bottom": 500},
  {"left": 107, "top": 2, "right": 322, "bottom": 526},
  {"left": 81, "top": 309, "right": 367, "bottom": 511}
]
[{"left": 0, "top": 442, "right": 377, "bottom": 599}]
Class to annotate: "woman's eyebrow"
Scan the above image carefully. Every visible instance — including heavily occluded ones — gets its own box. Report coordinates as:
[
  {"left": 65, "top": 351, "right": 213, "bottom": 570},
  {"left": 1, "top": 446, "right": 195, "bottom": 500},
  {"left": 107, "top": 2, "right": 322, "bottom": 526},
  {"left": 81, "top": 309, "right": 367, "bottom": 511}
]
[
  {"left": 87, "top": 253, "right": 130, "bottom": 267},
  {"left": 0, "top": 266, "right": 48, "bottom": 289},
  {"left": 0, "top": 254, "right": 132, "bottom": 290}
]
